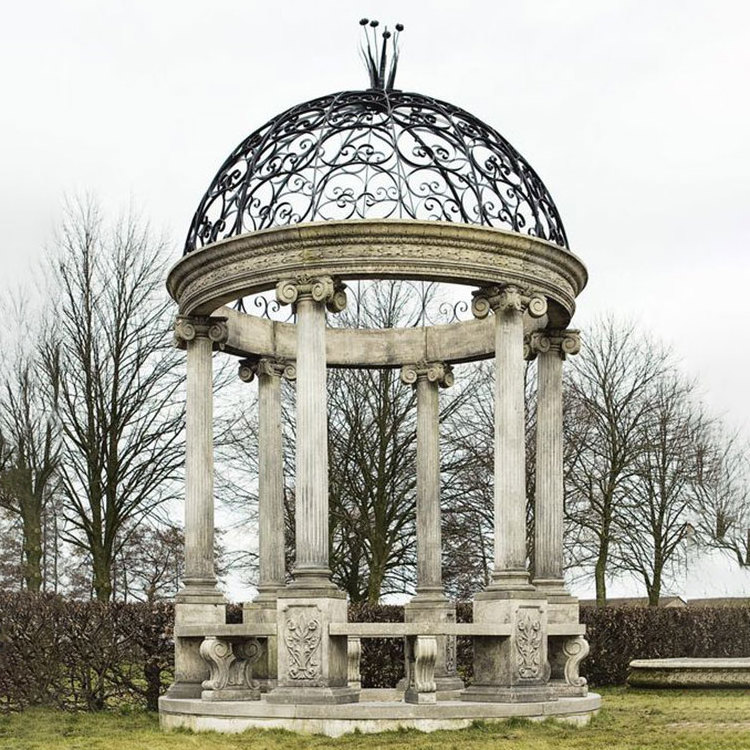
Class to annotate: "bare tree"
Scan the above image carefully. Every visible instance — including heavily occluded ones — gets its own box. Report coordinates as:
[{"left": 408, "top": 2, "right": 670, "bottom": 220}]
[
  {"left": 43, "top": 198, "right": 185, "bottom": 600},
  {"left": 564, "top": 316, "right": 673, "bottom": 605},
  {"left": 692, "top": 430, "right": 750, "bottom": 568},
  {"left": 0, "top": 349, "right": 60, "bottom": 592},
  {"left": 615, "top": 374, "right": 707, "bottom": 605}
]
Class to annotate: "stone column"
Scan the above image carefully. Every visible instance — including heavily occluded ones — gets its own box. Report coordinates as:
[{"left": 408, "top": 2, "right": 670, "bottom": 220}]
[
  {"left": 275, "top": 275, "right": 347, "bottom": 589},
  {"left": 400, "top": 361, "right": 453, "bottom": 601},
  {"left": 528, "top": 330, "right": 580, "bottom": 594},
  {"left": 400, "top": 361, "right": 463, "bottom": 693},
  {"left": 167, "top": 316, "right": 228, "bottom": 700},
  {"left": 238, "top": 357, "right": 296, "bottom": 692},
  {"left": 174, "top": 315, "right": 228, "bottom": 599},
  {"left": 238, "top": 357, "right": 296, "bottom": 603},
  {"left": 471, "top": 285, "right": 547, "bottom": 593},
  {"left": 268, "top": 275, "right": 356, "bottom": 705}
]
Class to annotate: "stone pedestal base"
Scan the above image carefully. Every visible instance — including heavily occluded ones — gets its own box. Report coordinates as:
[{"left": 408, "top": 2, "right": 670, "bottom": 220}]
[
  {"left": 167, "top": 598, "right": 226, "bottom": 700},
  {"left": 462, "top": 593, "right": 550, "bottom": 704},
  {"left": 159, "top": 693, "right": 602, "bottom": 737},
  {"left": 243, "top": 596, "right": 279, "bottom": 692},
  {"left": 399, "top": 596, "right": 465, "bottom": 694},
  {"left": 266, "top": 588, "right": 359, "bottom": 705}
]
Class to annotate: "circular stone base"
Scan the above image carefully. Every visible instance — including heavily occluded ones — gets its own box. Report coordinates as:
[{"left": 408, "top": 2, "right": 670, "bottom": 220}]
[{"left": 159, "top": 692, "right": 601, "bottom": 737}]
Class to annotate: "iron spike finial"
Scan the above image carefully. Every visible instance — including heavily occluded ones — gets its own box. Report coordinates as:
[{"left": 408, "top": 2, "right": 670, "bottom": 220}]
[{"left": 359, "top": 18, "right": 404, "bottom": 91}]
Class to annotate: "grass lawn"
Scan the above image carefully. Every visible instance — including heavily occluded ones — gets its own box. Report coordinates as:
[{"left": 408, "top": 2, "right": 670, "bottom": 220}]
[{"left": 1, "top": 688, "right": 749, "bottom": 750}]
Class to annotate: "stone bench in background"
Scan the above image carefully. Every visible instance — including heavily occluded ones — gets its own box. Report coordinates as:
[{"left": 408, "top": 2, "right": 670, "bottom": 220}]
[{"left": 628, "top": 658, "right": 750, "bottom": 688}]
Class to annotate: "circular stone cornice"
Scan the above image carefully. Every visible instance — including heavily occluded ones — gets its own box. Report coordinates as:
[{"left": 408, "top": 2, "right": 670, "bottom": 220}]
[{"left": 167, "top": 220, "right": 587, "bottom": 327}]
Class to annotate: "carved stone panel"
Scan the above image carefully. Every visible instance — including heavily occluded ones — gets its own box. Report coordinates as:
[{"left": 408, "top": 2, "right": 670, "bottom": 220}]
[
  {"left": 282, "top": 607, "right": 323, "bottom": 682},
  {"left": 515, "top": 609, "right": 543, "bottom": 680}
]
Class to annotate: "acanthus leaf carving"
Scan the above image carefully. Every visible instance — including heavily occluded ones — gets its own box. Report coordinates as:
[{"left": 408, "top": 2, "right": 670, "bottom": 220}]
[
  {"left": 516, "top": 610, "right": 543, "bottom": 680},
  {"left": 283, "top": 610, "right": 322, "bottom": 681}
]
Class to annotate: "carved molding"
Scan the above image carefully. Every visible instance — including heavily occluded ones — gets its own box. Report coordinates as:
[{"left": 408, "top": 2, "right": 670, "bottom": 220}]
[
  {"left": 276, "top": 275, "right": 347, "bottom": 313},
  {"left": 516, "top": 610, "right": 543, "bottom": 680},
  {"left": 238, "top": 357, "right": 296, "bottom": 383},
  {"left": 563, "top": 636, "right": 589, "bottom": 688},
  {"left": 199, "top": 636, "right": 262, "bottom": 692},
  {"left": 167, "top": 221, "right": 587, "bottom": 320},
  {"left": 409, "top": 636, "right": 438, "bottom": 694},
  {"left": 527, "top": 329, "right": 581, "bottom": 361},
  {"left": 445, "top": 634, "right": 457, "bottom": 675},
  {"left": 174, "top": 315, "right": 228, "bottom": 350},
  {"left": 400, "top": 361, "right": 454, "bottom": 389},
  {"left": 347, "top": 636, "right": 362, "bottom": 688},
  {"left": 283, "top": 609, "right": 322, "bottom": 681},
  {"left": 471, "top": 285, "right": 548, "bottom": 321}
]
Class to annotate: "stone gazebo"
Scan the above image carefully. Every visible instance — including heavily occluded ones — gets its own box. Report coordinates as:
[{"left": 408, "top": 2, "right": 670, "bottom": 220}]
[{"left": 159, "top": 23, "right": 599, "bottom": 735}]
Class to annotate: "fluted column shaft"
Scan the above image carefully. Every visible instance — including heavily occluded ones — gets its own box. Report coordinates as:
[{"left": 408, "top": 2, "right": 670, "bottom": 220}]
[
  {"left": 239, "top": 358, "right": 295, "bottom": 599},
  {"left": 175, "top": 316, "right": 228, "bottom": 597},
  {"left": 472, "top": 286, "right": 547, "bottom": 592},
  {"left": 295, "top": 296, "right": 328, "bottom": 579},
  {"left": 401, "top": 362, "right": 454, "bottom": 599},
  {"left": 276, "top": 276, "right": 347, "bottom": 588},
  {"left": 531, "top": 330, "right": 580, "bottom": 591}
]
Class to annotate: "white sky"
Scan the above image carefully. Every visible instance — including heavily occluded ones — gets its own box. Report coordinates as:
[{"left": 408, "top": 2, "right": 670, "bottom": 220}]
[{"left": 1, "top": 0, "right": 748, "bottom": 600}]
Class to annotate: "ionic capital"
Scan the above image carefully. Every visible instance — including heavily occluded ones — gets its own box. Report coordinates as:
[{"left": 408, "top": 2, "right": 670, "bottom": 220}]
[
  {"left": 174, "top": 315, "right": 228, "bottom": 350},
  {"left": 275, "top": 275, "right": 348, "bottom": 313},
  {"left": 471, "top": 285, "right": 547, "bottom": 320},
  {"left": 238, "top": 357, "right": 296, "bottom": 383},
  {"left": 526, "top": 329, "right": 581, "bottom": 361},
  {"left": 400, "top": 361, "right": 454, "bottom": 389}
]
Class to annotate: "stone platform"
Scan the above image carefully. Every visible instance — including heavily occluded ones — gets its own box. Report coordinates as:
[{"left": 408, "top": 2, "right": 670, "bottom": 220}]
[
  {"left": 159, "top": 692, "right": 602, "bottom": 737},
  {"left": 628, "top": 658, "right": 750, "bottom": 688}
]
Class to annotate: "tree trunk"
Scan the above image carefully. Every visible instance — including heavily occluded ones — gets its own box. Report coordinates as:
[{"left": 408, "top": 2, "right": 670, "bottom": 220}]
[{"left": 594, "top": 536, "right": 608, "bottom": 606}]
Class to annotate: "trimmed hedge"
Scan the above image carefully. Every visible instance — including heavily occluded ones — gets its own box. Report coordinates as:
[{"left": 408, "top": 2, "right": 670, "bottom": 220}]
[
  {"left": 0, "top": 593, "right": 173, "bottom": 712},
  {"left": 580, "top": 605, "right": 750, "bottom": 686},
  {"left": 2, "top": 593, "right": 749, "bottom": 711}
]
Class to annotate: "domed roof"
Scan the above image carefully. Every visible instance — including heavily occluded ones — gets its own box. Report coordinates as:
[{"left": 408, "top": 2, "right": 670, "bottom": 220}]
[{"left": 184, "top": 29, "right": 568, "bottom": 254}]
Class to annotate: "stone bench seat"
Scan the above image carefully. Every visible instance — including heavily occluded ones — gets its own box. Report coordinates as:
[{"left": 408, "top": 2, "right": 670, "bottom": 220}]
[
  {"left": 174, "top": 623, "right": 277, "bottom": 638},
  {"left": 329, "top": 622, "right": 586, "bottom": 637},
  {"left": 628, "top": 658, "right": 750, "bottom": 688}
]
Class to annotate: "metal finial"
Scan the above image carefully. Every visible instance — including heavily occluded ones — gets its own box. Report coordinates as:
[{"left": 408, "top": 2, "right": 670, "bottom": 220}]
[{"left": 359, "top": 18, "right": 404, "bottom": 91}]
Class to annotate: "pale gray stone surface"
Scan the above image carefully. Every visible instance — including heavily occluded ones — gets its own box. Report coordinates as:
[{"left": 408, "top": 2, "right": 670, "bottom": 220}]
[
  {"left": 164, "top": 220, "right": 593, "bottom": 734},
  {"left": 159, "top": 693, "right": 602, "bottom": 736},
  {"left": 628, "top": 658, "right": 750, "bottom": 688}
]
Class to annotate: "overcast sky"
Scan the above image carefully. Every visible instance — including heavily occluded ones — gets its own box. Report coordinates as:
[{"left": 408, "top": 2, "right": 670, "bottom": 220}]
[{"left": 2, "top": 1, "right": 748, "bottom": 598}]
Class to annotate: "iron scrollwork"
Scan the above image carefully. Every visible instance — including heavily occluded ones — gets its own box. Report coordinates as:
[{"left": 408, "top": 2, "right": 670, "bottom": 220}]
[{"left": 185, "top": 90, "right": 568, "bottom": 254}]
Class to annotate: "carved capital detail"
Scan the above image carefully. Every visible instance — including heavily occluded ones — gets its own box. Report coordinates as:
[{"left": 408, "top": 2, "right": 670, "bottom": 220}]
[
  {"left": 400, "top": 361, "right": 454, "bottom": 389},
  {"left": 238, "top": 357, "right": 296, "bottom": 383},
  {"left": 174, "top": 315, "right": 228, "bottom": 350},
  {"left": 471, "top": 285, "right": 548, "bottom": 320},
  {"left": 526, "top": 329, "right": 581, "bottom": 361},
  {"left": 275, "top": 275, "right": 347, "bottom": 313}
]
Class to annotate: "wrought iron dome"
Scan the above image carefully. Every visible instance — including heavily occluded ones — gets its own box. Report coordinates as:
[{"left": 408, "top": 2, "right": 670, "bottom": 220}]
[{"left": 184, "top": 21, "right": 568, "bottom": 254}]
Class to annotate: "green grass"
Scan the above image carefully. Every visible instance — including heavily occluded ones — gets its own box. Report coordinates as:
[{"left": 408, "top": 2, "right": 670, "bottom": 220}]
[{"left": 1, "top": 689, "right": 749, "bottom": 750}]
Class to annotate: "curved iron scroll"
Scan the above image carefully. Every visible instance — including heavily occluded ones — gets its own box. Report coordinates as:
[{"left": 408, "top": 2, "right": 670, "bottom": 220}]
[{"left": 185, "top": 89, "right": 568, "bottom": 253}]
